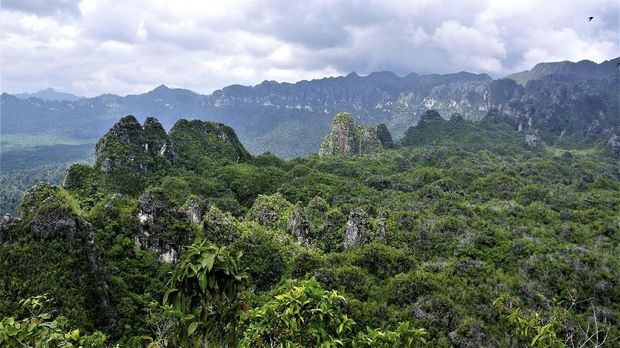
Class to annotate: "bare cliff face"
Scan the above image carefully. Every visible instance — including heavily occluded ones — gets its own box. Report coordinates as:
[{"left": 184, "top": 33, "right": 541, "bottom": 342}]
[{"left": 319, "top": 113, "right": 384, "bottom": 157}]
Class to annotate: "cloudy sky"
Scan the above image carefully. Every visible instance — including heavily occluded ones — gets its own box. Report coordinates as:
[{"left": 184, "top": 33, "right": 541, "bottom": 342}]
[{"left": 1, "top": 0, "right": 618, "bottom": 97}]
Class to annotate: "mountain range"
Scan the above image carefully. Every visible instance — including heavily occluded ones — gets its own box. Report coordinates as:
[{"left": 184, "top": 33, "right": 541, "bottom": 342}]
[
  {"left": 13, "top": 88, "right": 83, "bottom": 102},
  {"left": 1, "top": 57, "right": 618, "bottom": 160}
]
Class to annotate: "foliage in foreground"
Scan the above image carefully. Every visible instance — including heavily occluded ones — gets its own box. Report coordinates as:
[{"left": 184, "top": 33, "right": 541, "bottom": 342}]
[
  {"left": 0, "top": 296, "right": 106, "bottom": 348},
  {"left": 1, "top": 112, "right": 618, "bottom": 346}
]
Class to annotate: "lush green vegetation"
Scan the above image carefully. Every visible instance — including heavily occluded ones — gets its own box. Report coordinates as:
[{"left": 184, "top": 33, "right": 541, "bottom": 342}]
[
  {"left": 1, "top": 112, "right": 618, "bottom": 347},
  {"left": 0, "top": 144, "right": 93, "bottom": 172},
  {"left": 0, "top": 164, "right": 68, "bottom": 215},
  {"left": 0, "top": 139, "right": 94, "bottom": 215}
]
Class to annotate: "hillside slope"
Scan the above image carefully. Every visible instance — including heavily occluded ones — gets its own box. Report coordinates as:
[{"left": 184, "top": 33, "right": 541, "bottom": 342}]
[{"left": 1, "top": 111, "right": 618, "bottom": 346}]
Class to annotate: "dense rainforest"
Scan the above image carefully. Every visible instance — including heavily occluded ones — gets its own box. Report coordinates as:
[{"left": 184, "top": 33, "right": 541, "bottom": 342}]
[{"left": 0, "top": 108, "right": 618, "bottom": 347}]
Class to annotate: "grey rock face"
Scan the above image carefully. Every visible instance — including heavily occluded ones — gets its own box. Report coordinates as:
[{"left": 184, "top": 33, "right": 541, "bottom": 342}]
[
  {"left": 448, "top": 320, "right": 488, "bottom": 348},
  {"left": 488, "top": 78, "right": 525, "bottom": 107},
  {"left": 412, "top": 297, "right": 459, "bottom": 331},
  {"left": 104, "top": 193, "right": 123, "bottom": 209},
  {"left": 454, "top": 260, "right": 485, "bottom": 273},
  {"left": 252, "top": 208, "right": 279, "bottom": 226},
  {"left": 184, "top": 199, "right": 203, "bottom": 224},
  {"left": 343, "top": 208, "right": 370, "bottom": 249},
  {"left": 287, "top": 207, "right": 312, "bottom": 247},
  {"left": 19, "top": 183, "right": 106, "bottom": 274},
  {"left": 95, "top": 115, "right": 176, "bottom": 177},
  {"left": 0, "top": 214, "right": 21, "bottom": 243},
  {"left": 319, "top": 113, "right": 382, "bottom": 157},
  {"left": 143, "top": 117, "right": 177, "bottom": 161},
  {"left": 607, "top": 134, "right": 620, "bottom": 158},
  {"left": 62, "top": 164, "right": 86, "bottom": 189},
  {"left": 137, "top": 191, "right": 167, "bottom": 225},
  {"left": 417, "top": 109, "right": 445, "bottom": 126},
  {"left": 30, "top": 207, "right": 78, "bottom": 242},
  {"left": 376, "top": 218, "right": 387, "bottom": 242},
  {"left": 525, "top": 130, "right": 543, "bottom": 147},
  {"left": 135, "top": 191, "right": 192, "bottom": 263}
]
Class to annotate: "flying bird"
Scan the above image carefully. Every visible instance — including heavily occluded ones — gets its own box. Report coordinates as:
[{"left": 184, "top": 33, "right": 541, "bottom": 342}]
[{"left": 587, "top": 16, "right": 594, "bottom": 22}]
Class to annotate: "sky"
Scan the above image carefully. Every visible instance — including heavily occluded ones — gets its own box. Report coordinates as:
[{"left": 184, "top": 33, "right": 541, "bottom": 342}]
[{"left": 1, "top": 0, "right": 618, "bottom": 97}]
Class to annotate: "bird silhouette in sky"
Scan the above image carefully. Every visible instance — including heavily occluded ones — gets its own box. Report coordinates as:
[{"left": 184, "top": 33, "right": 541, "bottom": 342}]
[{"left": 587, "top": 16, "right": 594, "bottom": 22}]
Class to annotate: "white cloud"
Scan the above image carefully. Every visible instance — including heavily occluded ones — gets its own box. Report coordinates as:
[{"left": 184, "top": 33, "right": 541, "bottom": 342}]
[
  {"left": 432, "top": 20, "right": 506, "bottom": 73},
  {"left": 0, "top": 0, "right": 618, "bottom": 96}
]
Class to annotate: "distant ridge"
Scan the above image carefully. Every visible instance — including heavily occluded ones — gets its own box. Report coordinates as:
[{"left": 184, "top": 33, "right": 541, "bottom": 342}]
[
  {"left": 14, "top": 87, "right": 83, "bottom": 102},
  {"left": 506, "top": 57, "right": 620, "bottom": 85},
  {"left": 1, "top": 57, "right": 618, "bottom": 158}
]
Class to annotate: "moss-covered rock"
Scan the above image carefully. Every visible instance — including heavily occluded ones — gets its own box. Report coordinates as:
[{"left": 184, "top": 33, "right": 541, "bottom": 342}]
[
  {"left": 135, "top": 188, "right": 194, "bottom": 262},
  {"left": 376, "top": 123, "right": 394, "bottom": 149},
  {"left": 249, "top": 193, "right": 294, "bottom": 229},
  {"left": 343, "top": 208, "right": 370, "bottom": 249},
  {"left": 202, "top": 206, "right": 240, "bottom": 246},
  {"left": 287, "top": 206, "right": 312, "bottom": 247},
  {"left": 0, "top": 182, "right": 111, "bottom": 329},
  {"left": 319, "top": 113, "right": 382, "bottom": 157},
  {"left": 169, "top": 119, "right": 251, "bottom": 169},
  {"left": 607, "top": 134, "right": 620, "bottom": 158},
  {"left": 95, "top": 116, "right": 175, "bottom": 193}
]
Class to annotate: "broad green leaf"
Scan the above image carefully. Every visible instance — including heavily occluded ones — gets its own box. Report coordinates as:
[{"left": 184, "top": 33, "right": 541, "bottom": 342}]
[{"left": 187, "top": 322, "right": 198, "bottom": 336}]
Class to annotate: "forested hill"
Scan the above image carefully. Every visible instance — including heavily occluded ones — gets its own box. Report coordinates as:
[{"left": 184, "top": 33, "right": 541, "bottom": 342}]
[
  {"left": 0, "top": 108, "right": 618, "bottom": 346},
  {"left": 2, "top": 57, "right": 618, "bottom": 159}
]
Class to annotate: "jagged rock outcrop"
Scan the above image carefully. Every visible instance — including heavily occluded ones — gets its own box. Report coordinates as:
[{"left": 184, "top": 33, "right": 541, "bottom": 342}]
[
  {"left": 184, "top": 198, "right": 203, "bottom": 224},
  {"left": 87, "top": 116, "right": 252, "bottom": 197},
  {"left": 607, "top": 134, "right": 620, "bottom": 158},
  {"left": 483, "top": 108, "right": 515, "bottom": 126},
  {"left": 249, "top": 193, "right": 294, "bottom": 229},
  {"left": 20, "top": 183, "right": 98, "bottom": 248},
  {"left": 143, "top": 117, "right": 177, "bottom": 161},
  {"left": 29, "top": 203, "right": 91, "bottom": 243},
  {"left": 449, "top": 112, "right": 465, "bottom": 122},
  {"left": 343, "top": 208, "right": 370, "bottom": 249},
  {"left": 95, "top": 115, "right": 175, "bottom": 177},
  {"left": 448, "top": 320, "right": 487, "bottom": 348},
  {"left": 376, "top": 217, "right": 387, "bottom": 242},
  {"left": 0, "top": 214, "right": 21, "bottom": 243},
  {"left": 287, "top": 206, "right": 312, "bottom": 247},
  {"left": 104, "top": 193, "right": 123, "bottom": 209},
  {"left": 376, "top": 123, "right": 394, "bottom": 148},
  {"left": 63, "top": 164, "right": 87, "bottom": 189},
  {"left": 9, "top": 182, "right": 111, "bottom": 314},
  {"left": 202, "top": 206, "right": 240, "bottom": 246},
  {"left": 319, "top": 113, "right": 382, "bottom": 157},
  {"left": 169, "top": 119, "right": 251, "bottom": 166},
  {"left": 488, "top": 78, "right": 525, "bottom": 107},
  {"left": 416, "top": 109, "right": 445, "bottom": 127},
  {"left": 137, "top": 191, "right": 167, "bottom": 225},
  {"left": 525, "top": 130, "right": 543, "bottom": 147},
  {"left": 135, "top": 190, "right": 193, "bottom": 262}
]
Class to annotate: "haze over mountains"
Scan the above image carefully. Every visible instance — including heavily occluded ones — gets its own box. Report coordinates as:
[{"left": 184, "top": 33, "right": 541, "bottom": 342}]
[
  {"left": 2, "top": 57, "right": 619, "bottom": 160},
  {"left": 13, "top": 88, "right": 84, "bottom": 102}
]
